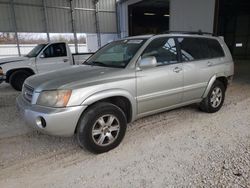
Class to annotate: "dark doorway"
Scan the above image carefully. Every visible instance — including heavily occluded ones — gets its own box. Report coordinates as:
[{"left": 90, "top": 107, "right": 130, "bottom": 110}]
[
  {"left": 217, "top": 0, "right": 250, "bottom": 59},
  {"left": 128, "top": 0, "right": 170, "bottom": 36}
]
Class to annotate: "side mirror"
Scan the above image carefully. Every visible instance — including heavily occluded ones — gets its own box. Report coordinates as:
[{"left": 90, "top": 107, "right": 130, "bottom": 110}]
[
  {"left": 40, "top": 53, "right": 45, "bottom": 58},
  {"left": 138, "top": 56, "right": 157, "bottom": 69}
]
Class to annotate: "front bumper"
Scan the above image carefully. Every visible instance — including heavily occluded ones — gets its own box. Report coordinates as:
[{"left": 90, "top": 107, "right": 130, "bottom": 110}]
[{"left": 16, "top": 95, "right": 87, "bottom": 137}]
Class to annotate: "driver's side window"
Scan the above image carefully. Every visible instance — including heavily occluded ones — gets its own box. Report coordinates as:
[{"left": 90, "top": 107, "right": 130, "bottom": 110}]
[
  {"left": 42, "top": 43, "right": 67, "bottom": 58},
  {"left": 142, "top": 37, "right": 178, "bottom": 66}
]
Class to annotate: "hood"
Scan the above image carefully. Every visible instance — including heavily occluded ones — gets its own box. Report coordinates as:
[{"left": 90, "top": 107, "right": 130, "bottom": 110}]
[
  {"left": 26, "top": 65, "right": 133, "bottom": 92},
  {"left": 0, "top": 56, "right": 29, "bottom": 65}
]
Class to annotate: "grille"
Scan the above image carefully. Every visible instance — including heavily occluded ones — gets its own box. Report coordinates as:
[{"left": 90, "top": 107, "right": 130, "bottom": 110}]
[{"left": 22, "top": 84, "right": 34, "bottom": 103}]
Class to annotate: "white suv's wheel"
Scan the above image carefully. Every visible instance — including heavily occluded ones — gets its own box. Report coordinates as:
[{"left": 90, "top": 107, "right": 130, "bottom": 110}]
[
  {"left": 200, "top": 80, "right": 225, "bottom": 113},
  {"left": 76, "top": 102, "right": 127, "bottom": 154},
  {"left": 9, "top": 70, "right": 32, "bottom": 91}
]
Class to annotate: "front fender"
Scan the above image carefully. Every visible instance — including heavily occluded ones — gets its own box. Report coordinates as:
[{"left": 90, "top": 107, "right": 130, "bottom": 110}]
[
  {"left": 2, "top": 59, "right": 36, "bottom": 73},
  {"left": 81, "top": 89, "right": 137, "bottom": 121}
]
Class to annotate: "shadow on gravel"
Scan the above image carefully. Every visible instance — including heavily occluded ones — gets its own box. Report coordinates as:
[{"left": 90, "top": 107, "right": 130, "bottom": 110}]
[
  {"left": 234, "top": 60, "right": 250, "bottom": 84},
  {"left": 0, "top": 83, "right": 20, "bottom": 107}
]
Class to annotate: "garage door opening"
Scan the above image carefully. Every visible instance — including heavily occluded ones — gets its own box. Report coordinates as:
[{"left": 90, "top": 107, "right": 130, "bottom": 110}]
[
  {"left": 217, "top": 0, "right": 250, "bottom": 59},
  {"left": 128, "top": 0, "right": 170, "bottom": 36}
]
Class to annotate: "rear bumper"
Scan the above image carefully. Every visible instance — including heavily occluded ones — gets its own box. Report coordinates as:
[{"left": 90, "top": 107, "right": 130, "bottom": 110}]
[{"left": 16, "top": 95, "right": 87, "bottom": 137}]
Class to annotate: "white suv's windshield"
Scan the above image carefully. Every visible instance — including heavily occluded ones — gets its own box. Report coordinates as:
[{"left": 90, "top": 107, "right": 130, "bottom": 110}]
[
  {"left": 85, "top": 39, "right": 147, "bottom": 68},
  {"left": 26, "top": 44, "right": 47, "bottom": 58}
]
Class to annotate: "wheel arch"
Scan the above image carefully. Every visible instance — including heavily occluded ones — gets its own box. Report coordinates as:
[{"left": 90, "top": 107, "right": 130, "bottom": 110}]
[
  {"left": 6, "top": 68, "right": 35, "bottom": 83},
  {"left": 81, "top": 90, "right": 136, "bottom": 124},
  {"left": 202, "top": 75, "right": 228, "bottom": 98},
  {"left": 216, "top": 77, "right": 228, "bottom": 90}
]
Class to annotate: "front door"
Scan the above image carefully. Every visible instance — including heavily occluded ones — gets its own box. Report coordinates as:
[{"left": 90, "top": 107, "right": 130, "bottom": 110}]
[
  {"left": 36, "top": 43, "right": 70, "bottom": 73},
  {"left": 136, "top": 37, "right": 183, "bottom": 116}
]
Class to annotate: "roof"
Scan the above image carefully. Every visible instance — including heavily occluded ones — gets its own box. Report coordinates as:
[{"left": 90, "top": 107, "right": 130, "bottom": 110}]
[{"left": 125, "top": 35, "right": 154, "bottom": 40}]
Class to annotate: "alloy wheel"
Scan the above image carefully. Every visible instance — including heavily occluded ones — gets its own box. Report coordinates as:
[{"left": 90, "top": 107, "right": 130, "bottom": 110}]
[
  {"left": 92, "top": 115, "right": 120, "bottom": 146},
  {"left": 210, "top": 87, "right": 223, "bottom": 108}
]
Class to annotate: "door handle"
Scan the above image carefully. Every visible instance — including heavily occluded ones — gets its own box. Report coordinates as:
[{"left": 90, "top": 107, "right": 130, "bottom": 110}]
[
  {"left": 207, "top": 61, "right": 213, "bottom": 67},
  {"left": 173, "top": 67, "right": 182, "bottom": 73},
  {"left": 63, "top": 59, "right": 69, "bottom": 63}
]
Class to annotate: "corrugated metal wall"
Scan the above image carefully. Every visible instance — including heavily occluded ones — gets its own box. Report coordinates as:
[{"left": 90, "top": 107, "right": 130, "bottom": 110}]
[
  {"left": 0, "top": 0, "right": 117, "bottom": 33},
  {"left": 15, "top": 5, "right": 45, "bottom": 32},
  {"left": 0, "top": 3, "right": 13, "bottom": 32},
  {"left": 75, "top": 9, "right": 96, "bottom": 33}
]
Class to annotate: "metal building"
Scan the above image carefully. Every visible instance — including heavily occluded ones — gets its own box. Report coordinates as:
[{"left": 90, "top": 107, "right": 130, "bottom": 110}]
[
  {"left": 0, "top": 0, "right": 118, "bottom": 56},
  {"left": 0, "top": 0, "right": 249, "bottom": 59}
]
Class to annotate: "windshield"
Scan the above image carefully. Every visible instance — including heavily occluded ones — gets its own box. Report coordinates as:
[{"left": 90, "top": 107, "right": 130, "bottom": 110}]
[
  {"left": 85, "top": 39, "right": 147, "bottom": 68},
  {"left": 26, "top": 44, "right": 47, "bottom": 58}
]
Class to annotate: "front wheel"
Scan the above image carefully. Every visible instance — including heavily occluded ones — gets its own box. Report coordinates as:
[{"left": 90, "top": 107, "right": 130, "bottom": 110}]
[
  {"left": 9, "top": 70, "right": 32, "bottom": 91},
  {"left": 76, "top": 102, "right": 127, "bottom": 154},
  {"left": 200, "top": 80, "right": 225, "bottom": 113}
]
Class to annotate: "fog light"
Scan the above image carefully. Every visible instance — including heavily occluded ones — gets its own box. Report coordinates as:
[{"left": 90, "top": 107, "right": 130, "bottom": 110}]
[{"left": 36, "top": 116, "right": 46, "bottom": 128}]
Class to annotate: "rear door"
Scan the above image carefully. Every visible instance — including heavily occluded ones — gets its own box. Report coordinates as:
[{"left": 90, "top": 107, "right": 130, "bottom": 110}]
[
  {"left": 178, "top": 37, "right": 224, "bottom": 102},
  {"left": 36, "top": 43, "right": 71, "bottom": 73},
  {"left": 136, "top": 37, "right": 183, "bottom": 116}
]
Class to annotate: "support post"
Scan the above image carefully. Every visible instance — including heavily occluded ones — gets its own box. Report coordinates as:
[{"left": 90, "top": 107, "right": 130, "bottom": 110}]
[
  {"left": 69, "top": 0, "right": 78, "bottom": 53},
  {"left": 94, "top": 0, "right": 101, "bottom": 48},
  {"left": 10, "top": 0, "right": 21, "bottom": 56},
  {"left": 42, "top": 0, "right": 50, "bottom": 42},
  {"left": 116, "top": 1, "right": 121, "bottom": 39}
]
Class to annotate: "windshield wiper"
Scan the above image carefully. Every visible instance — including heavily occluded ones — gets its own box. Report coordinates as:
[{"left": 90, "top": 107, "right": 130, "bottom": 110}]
[
  {"left": 89, "top": 61, "right": 108, "bottom": 67},
  {"left": 85, "top": 61, "right": 125, "bottom": 68}
]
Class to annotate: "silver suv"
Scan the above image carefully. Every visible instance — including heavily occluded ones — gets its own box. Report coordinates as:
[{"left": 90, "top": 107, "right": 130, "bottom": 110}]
[{"left": 17, "top": 33, "right": 234, "bottom": 153}]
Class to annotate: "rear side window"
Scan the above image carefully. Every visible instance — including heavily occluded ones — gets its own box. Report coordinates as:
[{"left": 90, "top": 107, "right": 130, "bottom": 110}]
[
  {"left": 43, "top": 43, "right": 67, "bottom": 58},
  {"left": 178, "top": 37, "right": 210, "bottom": 61},
  {"left": 142, "top": 37, "right": 178, "bottom": 66},
  {"left": 178, "top": 37, "right": 224, "bottom": 62},
  {"left": 206, "top": 39, "right": 225, "bottom": 58}
]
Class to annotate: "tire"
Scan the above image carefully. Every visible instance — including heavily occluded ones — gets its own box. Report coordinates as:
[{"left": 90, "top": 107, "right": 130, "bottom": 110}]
[
  {"left": 200, "top": 80, "right": 225, "bottom": 113},
  {"left": 76, "top": 102, "right": 127, "bottom": 154},
  {"left": 9, "top": 70, "right": 32, "bottom": 91}
]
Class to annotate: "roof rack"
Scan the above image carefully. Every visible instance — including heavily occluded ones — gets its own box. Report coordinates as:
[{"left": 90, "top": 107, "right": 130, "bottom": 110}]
[{"left": 161, "top": 30, "right": 216, "bottom": 36}]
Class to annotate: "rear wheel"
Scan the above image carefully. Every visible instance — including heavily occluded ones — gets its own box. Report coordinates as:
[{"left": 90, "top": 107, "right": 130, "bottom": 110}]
[
  {"left": 9, "top": 70, "right": 32, "bottom": 91},
  {"left": 200, "top": 80, "right": 225, "bottom": 113},
  {"left": 76, "top": 102, "right": 127, "bottom": 154}
]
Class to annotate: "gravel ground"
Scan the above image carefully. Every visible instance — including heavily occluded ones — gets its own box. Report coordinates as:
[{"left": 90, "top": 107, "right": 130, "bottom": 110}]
[{"left": 0, "top": 61, "right": 249, "bottom": 187}]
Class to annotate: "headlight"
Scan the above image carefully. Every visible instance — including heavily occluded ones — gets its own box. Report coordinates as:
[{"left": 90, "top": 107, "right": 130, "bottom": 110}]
[{"left": 37, "top": 90, "right": 72, "bottom": 107}]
